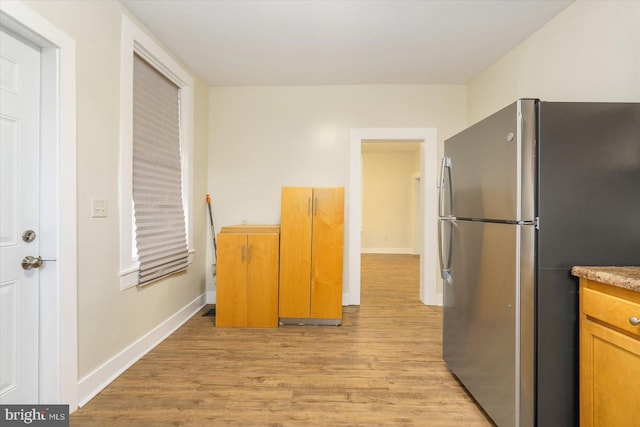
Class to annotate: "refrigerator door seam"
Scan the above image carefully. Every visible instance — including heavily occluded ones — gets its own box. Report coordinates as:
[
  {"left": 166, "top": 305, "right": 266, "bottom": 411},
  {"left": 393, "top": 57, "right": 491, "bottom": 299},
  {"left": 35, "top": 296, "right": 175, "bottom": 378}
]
[
  {"left": 515, "top": 224, "right": 522, "bottom": 427},
  {"left": 517, "top": 100, "right": 524, "bottom": 222}
]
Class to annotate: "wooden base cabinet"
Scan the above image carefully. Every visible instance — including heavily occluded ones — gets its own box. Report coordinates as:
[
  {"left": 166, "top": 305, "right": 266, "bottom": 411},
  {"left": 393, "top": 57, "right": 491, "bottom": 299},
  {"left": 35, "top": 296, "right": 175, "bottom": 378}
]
[
  {"left": 579, "top": 279, "right": 640, "bottom": 426},
  {"left": 216, "top": 225, "right": 280, "bottom": 328},
  {"left": 279, "top": 187, "right": 344, "bottom": 324}
]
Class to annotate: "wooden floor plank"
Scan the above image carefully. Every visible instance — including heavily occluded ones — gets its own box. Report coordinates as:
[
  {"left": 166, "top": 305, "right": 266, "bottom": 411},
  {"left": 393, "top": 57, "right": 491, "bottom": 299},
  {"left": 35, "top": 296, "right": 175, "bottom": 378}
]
[{"left": 71, "top": 254, "right": 492, "bottom": 426}]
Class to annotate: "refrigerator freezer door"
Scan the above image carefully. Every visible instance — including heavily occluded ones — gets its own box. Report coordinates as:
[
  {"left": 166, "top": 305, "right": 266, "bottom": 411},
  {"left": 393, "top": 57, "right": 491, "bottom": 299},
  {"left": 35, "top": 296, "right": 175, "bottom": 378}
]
[
  {"left": 443, "top": 220, "right": 532, "bottom": 427},
  {"left": 444, "top": 100, "right": 536, "bottom": 222}
]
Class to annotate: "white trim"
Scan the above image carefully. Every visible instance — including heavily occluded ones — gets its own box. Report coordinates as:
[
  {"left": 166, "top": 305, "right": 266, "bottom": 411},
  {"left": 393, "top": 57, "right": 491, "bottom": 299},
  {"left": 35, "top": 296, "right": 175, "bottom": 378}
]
[
  {"left": 412, "top": 172, "right": 421, "bottom": 255},
  {"left": 361, "top": 248, "right": 415, "bottom": 254},
  {"left": 206, "top": 291, "right": 216, "bottom": 304},
  {"left": 0, "top": 0, "right": 78, "bottom": 410},
  {"left": 119, "top": 15, "right": 194, "bottom": 288},
  {"left": 77, "top": 293, "right": 206, "bottom": 407},
  {"left": 119, "top": 267, "right": 139, "bottom": 290},
  {"left": 348, "top": 128, "right": 441, "bottom": 306}
]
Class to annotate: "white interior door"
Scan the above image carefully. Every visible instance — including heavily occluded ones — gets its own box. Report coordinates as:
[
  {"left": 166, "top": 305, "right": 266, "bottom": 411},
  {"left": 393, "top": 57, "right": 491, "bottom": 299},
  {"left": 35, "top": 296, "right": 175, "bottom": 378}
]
[{"left": 0, "top": 28, "right": 41, "bottom": 404}]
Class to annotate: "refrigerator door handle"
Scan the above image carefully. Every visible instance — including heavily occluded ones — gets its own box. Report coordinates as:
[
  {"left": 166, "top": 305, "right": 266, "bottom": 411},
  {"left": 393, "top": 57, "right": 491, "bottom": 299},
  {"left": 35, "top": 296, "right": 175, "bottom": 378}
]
[
  {"left": 438, "top": 218, "right": 453, "bottom": 281},
  {"left": 438, "top": 156, "right": 454, "bottom": 281},
  {"left": 438, "top": 157, "right": 453, "bottom": 218}
]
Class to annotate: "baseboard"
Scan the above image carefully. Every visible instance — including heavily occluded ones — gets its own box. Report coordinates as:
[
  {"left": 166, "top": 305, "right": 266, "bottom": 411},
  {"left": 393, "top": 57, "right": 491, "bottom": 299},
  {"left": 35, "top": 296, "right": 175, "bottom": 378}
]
[
  {"left": 342, "top": 292, "right": 351, "bottom": 306},
  {"left": 77, "top": 293, "right": 206, "bottom": 407},
  {"left": 361, "top": 247, "right": 415, "bottom": 254}
]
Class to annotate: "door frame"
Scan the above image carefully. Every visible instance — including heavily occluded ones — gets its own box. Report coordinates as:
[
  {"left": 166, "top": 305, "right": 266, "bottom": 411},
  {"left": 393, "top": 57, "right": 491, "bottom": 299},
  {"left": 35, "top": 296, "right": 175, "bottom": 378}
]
[
  {"left": 1, "top": 2, "right": 78, "bottom": 410},
  {"left": 412, "top": 172, "right": 421, "bottom": 255},
  {"left": 348, "top": 128, "right": 441, "bottom": 306}
]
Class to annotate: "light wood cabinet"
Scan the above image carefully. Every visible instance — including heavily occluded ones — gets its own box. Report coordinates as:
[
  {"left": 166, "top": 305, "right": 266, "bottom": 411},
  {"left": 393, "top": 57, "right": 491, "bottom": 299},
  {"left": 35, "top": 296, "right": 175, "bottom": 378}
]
[
  {"left": 579, "top": 278, "right": 640, "bottom": 426},
  {"left": 216, "top": 225, "right": 280, "bottom": 328},
  {"left": 279, "top": 187, "right": 344, "bottom": 324}
]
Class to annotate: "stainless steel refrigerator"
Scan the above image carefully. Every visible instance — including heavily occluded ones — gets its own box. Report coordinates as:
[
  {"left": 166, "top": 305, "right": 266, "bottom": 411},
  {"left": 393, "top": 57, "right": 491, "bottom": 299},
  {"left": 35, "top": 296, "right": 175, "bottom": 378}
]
[{"left": 438, "top": 99, "right": 640, "bottom": 426}]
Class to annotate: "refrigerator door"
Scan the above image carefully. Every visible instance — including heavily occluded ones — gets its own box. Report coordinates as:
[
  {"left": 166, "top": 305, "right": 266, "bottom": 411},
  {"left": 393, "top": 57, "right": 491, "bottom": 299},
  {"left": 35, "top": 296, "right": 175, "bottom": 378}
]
[
  {"left": 443, "top": 220, "right": 534, "bottom": 427},
  {"left": 444, "top": 99, "right": 536, "bottom": 222}
]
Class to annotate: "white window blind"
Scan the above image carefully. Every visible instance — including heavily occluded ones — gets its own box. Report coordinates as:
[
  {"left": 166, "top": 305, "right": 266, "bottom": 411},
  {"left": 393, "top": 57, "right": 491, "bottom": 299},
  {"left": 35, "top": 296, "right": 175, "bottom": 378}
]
[{"left": 132, "top": 53, "right": 188, "bottom": 284}]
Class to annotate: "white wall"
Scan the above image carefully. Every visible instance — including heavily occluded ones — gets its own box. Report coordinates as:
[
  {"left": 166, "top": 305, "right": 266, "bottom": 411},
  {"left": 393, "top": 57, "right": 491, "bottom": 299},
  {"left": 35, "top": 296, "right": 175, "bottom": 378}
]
[
  {"left": 362, "top": 149, "right": 420, "bottom": 253},
  {"left": 468, "top": 0, "right": 640, "bottom": 123},
  {"left": 208, "top": 85, "right": 468, "bottom": 297},
  {"left": 22, "top": 0, "right": 209, "bottom": 394}
]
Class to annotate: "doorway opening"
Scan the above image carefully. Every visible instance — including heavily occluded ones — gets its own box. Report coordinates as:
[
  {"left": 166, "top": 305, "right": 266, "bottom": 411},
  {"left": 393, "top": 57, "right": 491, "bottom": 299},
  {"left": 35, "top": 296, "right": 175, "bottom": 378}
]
[
  {"left": 348, "top": 128, "right": 441, "bottom": 307},
  {"left": 359, "top": 140, "right": 423, "bottom": 304},
  {"left": 361, "top": 140, "right": 421, "bottom": 256}
]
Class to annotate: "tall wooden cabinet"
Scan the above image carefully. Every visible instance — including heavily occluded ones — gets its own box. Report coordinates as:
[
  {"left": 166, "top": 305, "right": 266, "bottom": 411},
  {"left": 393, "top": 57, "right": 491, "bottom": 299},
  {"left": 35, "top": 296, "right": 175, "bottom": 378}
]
[
  {"left": 216, "top": 225, "right": 280, "bottom": 328},
  {"left": 279, "top": 187, "right": 344, "bottom": 325}
]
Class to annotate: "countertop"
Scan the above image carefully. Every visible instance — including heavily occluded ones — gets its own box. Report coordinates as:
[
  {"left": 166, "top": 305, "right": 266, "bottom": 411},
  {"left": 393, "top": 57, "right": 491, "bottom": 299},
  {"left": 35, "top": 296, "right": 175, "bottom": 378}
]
[
  {"left": 219, "top": 224, "right": 280, "bottom": 234},
  {"left": 571, "top": 266, "right": 640, "bottom": 293}
]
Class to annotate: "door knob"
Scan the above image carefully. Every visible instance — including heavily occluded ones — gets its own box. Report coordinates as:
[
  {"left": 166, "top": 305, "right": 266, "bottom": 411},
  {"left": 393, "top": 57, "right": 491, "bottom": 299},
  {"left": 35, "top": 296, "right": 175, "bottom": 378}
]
[
  {"left": 21, "top": 256, "right": 43, "bottom": 270},
  {"left": 22, "top": 230, "right": 36, "bottom": 242}
]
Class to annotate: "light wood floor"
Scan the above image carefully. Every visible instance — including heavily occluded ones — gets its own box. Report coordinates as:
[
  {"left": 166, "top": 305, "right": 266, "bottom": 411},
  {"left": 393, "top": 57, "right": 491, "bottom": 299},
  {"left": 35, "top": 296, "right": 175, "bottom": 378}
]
[{"left": 71, "top": 254, "right": 492, "bottom": 426}]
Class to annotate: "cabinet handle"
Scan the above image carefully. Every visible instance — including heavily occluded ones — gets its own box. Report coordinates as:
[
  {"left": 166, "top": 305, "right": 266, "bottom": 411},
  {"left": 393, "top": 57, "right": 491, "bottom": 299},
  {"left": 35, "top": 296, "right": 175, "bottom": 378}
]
[
  {"left": 241, "top": 245, "right": 245, "bottom": 263},
  {"left": 314, "top": 197, "right": 318, "bottom": 216},
  {"left": 630, "top": 316, "right": 640, "bottom": 326},
  {"left": 247, "top": 245, "right": 252, "bottom": 263},
  {"left": 307, "top": 197, "right": 311, "bottom": 216}
]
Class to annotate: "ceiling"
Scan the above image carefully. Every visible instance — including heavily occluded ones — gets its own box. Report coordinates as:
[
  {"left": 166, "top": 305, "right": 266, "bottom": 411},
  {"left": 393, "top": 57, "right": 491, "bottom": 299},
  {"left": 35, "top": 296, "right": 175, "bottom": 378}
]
[{"left": 121, "top": 0, "right": 573, "bottom": 87}]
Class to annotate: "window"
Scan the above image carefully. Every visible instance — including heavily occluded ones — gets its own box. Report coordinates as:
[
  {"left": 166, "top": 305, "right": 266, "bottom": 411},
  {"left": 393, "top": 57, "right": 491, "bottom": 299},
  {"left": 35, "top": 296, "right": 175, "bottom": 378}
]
[{"left": 119, "top": 16, "right": 194, "bottom": 288}]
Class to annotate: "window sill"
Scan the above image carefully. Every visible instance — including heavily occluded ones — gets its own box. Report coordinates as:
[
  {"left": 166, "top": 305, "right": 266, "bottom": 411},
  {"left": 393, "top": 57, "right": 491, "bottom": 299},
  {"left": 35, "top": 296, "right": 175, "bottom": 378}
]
[{"left": 120, "top": 249, "right": 195, "bottom": 290}]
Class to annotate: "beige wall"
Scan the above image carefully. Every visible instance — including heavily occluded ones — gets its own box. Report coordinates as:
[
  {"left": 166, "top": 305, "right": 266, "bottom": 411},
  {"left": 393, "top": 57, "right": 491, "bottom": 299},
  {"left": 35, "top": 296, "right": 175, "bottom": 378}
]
[
  {"left": 208, "top": 84, "right": 468, "bottom": 295},
  {"left": 468, "top": 0, "right": 640, "bottom": 123},
  {"left": 22, "top": 0, "right": 209, "bottom": 379},
  {"left": 362, "top": 149, "right": 420, "bottom": 252}
]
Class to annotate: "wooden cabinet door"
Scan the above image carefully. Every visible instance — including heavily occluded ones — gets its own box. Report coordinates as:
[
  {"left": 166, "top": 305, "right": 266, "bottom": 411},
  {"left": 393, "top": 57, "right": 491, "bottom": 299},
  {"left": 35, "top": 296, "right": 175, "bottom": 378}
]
[
  {"left": 580, "top": 319, "right": 640, "bottom": 426},
  {"left": 310, "top": 187, "right": 344, "bottom": 319},
  {"left": 279, "top": 187, "right": 313, "bottom": 318},
  {"left": 216, "top": 233, "right": 247, "bottom": 327},
  {"left": 247, "top": 233, "right": 280, "bottom": 327}
]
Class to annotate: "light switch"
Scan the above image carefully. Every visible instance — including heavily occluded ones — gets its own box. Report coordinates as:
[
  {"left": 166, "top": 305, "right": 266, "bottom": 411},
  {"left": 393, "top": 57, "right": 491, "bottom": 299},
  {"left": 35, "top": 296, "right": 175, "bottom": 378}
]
[{"left": 92, "top": 199, "right": 107, "bottom": 218}]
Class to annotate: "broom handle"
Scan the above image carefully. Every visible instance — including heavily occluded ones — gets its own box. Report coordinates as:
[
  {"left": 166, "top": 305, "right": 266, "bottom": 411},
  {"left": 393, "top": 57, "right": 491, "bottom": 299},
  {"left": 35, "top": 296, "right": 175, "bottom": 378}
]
[{"left": 206, "top": 194, "right": 217, "bottom": 254}]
